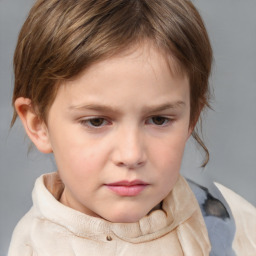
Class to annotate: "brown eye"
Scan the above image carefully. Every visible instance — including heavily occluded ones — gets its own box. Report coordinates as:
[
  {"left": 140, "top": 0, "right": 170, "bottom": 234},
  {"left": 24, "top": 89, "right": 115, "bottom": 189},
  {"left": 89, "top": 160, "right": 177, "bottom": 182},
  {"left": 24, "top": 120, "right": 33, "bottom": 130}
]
[
  {"left": 89, "top": 118, "right": 105, "bottom": 127},
  {"left": 152, "top": 116, "right": 168, "bottom": 125},
  {"left": 147, "top": 116, "right": 170, "bottom": 126},
  {"left": 80, "top": 118, "right": 108, "bottom": 128}
]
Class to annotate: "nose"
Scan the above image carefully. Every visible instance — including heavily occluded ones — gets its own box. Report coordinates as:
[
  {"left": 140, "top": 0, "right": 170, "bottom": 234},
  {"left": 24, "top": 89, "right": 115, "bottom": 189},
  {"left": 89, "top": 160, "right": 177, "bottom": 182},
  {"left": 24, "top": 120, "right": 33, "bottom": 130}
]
[{"left": 112, "top": 127, "right": 146, "bottom": 169}]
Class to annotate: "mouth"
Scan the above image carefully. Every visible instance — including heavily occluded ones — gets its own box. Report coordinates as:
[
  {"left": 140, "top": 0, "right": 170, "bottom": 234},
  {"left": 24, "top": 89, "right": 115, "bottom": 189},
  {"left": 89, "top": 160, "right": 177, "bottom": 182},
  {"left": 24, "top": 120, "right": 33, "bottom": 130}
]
[{"left": 105, "top": 180, "right": 149, "bottom": 196}]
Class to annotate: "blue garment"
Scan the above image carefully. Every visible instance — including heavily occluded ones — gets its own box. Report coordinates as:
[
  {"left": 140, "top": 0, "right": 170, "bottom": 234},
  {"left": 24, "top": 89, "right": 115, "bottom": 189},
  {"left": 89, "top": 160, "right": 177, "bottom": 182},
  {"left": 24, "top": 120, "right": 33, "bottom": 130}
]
[{"left": 186, "top": 178, "right": 236, "bottom": 256}]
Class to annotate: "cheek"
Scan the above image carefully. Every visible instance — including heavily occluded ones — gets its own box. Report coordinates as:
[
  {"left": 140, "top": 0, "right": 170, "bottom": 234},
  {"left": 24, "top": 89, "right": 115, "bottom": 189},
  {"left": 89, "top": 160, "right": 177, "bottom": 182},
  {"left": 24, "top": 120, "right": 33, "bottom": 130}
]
[
  {"left": 54, "top": 144, "right": 101, "bottom": 194},
  {"left": 152, "top": 134, "right": 187, "bottom": 170},
  {"left": 52, "top": 134, "right": 110, "bottom": 182},
  {"left": 58, "top": 145, "right": 101, "bottom": 175},
  {"left": 151, "top": 137, "right": 187, "bottom": 197}
]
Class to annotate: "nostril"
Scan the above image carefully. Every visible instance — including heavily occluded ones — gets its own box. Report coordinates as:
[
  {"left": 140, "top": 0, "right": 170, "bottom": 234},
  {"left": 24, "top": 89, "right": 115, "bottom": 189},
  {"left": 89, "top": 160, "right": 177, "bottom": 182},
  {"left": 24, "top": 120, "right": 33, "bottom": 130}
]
[
  {"left": 116, "top": 160, "right": 145, "bottom": 169},
  {"left": 116, "top": 162, "right": 125, "bottom": 167},
  {"left": 112, "top": 135, "right": 146, "bottom": 168}
]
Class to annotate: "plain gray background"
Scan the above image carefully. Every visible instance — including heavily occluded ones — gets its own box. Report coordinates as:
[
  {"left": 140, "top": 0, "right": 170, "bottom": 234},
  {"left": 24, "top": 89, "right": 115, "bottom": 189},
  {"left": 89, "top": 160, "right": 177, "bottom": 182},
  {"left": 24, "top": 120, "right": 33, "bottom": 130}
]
[{"left": 1, "top": 0, "right": 256, "bottom": 255}]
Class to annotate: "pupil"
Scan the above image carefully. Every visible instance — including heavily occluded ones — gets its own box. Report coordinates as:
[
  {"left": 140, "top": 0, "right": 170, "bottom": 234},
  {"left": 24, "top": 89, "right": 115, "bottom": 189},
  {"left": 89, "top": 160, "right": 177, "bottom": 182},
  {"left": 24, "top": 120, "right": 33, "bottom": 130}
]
[
  {"left": 153, "top": 116, "right": 165, "bottom": 125},
  {"left": 91, "top": 118, "right": 104, "bottom": 126}
]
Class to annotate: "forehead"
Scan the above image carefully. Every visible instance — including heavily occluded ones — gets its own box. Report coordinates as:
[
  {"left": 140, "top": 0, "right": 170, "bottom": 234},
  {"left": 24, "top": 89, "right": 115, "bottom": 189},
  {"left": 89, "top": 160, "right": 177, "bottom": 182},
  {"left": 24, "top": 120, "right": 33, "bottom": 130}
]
[
  {"left": 65, "top": 42, "right": 187, "bottom": 89},
  {"left": 50, "top": 43, "right": 190, "bottom": 114}
]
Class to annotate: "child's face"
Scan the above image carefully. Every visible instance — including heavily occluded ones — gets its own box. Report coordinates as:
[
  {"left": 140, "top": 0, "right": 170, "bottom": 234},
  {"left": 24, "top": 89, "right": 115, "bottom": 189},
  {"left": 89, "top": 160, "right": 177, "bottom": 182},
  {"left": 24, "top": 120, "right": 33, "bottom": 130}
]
[{"left": 45, "top": 44, "right": 191, "bottom": 223}]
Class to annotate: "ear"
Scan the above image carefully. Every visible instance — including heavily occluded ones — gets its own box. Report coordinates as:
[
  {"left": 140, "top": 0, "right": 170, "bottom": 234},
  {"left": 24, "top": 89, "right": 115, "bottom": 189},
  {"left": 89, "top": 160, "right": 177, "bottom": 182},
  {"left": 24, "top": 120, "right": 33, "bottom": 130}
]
[{"left": 15, "top": 97, "right": 52, "bottom": 153}]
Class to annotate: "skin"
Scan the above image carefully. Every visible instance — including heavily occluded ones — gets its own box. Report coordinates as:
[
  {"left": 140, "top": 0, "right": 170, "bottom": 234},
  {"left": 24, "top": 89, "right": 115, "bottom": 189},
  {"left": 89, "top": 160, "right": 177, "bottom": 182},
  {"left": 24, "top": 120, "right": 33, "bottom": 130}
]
[{"left": 15, "top": 44, "right": 192, "bottom": 223}]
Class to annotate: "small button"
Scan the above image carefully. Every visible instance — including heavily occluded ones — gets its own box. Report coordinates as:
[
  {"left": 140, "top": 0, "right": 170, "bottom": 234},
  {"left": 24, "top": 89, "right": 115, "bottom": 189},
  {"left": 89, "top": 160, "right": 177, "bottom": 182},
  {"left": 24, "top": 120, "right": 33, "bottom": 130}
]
[{"left": 106, "top": 235, "right": 112, "bottom": 241}]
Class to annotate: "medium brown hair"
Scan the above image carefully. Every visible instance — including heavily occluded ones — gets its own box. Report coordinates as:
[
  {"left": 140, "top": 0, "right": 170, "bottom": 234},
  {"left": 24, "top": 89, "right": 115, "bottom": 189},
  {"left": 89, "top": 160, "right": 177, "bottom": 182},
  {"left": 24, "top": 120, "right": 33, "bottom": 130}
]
[{"left": 12, "top": 0, "right": 212, "bottom": 165}]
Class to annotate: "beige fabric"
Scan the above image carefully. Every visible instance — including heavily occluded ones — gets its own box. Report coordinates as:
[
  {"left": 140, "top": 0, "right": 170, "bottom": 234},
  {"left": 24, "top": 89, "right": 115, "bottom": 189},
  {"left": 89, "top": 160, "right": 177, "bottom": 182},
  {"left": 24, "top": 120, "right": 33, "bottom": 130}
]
[
  {"left": 8, "top": 173, "right": 211, "bottom": 256},
  {"left": 216, "top": 183, "right": 256, "bottom": 256}
]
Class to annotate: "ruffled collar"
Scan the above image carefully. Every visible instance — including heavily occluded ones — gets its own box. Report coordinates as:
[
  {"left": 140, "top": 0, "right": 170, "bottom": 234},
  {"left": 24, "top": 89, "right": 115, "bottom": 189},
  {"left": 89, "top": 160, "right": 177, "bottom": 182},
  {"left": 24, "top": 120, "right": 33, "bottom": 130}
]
[{"left": 32, "top": 172, "right": 210, "bottom": 253}]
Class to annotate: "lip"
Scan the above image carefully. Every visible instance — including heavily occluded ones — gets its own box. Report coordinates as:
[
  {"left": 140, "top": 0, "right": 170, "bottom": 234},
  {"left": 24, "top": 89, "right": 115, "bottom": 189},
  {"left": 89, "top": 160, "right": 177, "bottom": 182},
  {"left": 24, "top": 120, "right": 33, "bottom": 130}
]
[{"left": 105, "top": 180, "right": 149, "bottom": 196}]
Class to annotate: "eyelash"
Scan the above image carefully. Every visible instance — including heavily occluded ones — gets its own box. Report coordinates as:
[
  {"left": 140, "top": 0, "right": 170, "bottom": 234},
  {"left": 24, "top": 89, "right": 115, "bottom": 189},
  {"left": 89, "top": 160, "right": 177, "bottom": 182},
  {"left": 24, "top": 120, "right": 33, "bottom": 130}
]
[
  {"left": 146, "top": 116, "right": 171, "bottom": 126},
  {"left": 79, "top": 117, "right": 110, "bottom": 128},
  {"left": 79, "top": 116, "right": 172, "bottom": 129}
]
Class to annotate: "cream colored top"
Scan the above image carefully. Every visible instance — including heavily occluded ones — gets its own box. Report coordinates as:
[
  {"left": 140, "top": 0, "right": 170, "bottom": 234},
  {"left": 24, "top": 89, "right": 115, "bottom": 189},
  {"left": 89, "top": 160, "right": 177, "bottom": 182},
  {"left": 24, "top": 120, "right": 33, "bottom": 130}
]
[
  {"left": 216, "top": 183, "right": 256, "bottom": 255},
  {"left": 8, "top": 173, "right": 211, "bottom": 256},
  {"left": 8, "top": 173, "right": 256, "bottom": 255}
]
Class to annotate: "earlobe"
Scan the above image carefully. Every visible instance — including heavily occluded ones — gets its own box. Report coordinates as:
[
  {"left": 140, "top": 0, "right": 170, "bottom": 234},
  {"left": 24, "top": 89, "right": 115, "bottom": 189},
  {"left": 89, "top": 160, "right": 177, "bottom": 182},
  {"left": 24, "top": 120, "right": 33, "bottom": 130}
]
[{"left": 15, "top": 97, "right": 53, "bottom": 153}]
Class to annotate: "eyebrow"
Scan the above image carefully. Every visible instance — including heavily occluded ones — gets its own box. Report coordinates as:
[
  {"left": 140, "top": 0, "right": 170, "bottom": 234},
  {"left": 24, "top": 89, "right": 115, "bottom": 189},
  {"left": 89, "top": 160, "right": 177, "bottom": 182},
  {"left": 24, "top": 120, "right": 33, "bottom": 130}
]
[
  {"left": 141, "top": 101, "right": 186, "bottom": 114},
  {"left": 69, "top": 104, "right": 121, "bottom": 114},
  {"left": 68, "top": 101, "right": 186, "bottom": 114}
]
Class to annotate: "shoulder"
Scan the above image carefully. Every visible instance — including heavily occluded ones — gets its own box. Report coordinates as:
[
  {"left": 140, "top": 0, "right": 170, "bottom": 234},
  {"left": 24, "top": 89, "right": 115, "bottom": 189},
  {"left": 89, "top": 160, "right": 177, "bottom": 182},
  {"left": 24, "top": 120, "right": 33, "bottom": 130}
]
[
  {"left": 186, "top": 178, "right": 236, "bottom": 255},
  {"left": 8, "top": 173, "right": 77, "bottom": 256},
  {"left": 186, "top": 175, "right": 256, "bottom": 256},
  {"left": 8, "top": 208, "right": 34, "bottom": 256},
  {"left": 215, "top": 183, "right": 256, "bottom": 255}
]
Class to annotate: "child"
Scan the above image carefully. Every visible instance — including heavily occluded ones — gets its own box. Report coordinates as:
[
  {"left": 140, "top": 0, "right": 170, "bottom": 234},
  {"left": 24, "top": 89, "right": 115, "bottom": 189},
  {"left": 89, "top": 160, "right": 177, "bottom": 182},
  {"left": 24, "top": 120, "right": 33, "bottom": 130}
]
[{"left": 8, "top": 0, "right": 256, "bottom": 255}]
